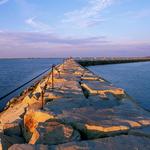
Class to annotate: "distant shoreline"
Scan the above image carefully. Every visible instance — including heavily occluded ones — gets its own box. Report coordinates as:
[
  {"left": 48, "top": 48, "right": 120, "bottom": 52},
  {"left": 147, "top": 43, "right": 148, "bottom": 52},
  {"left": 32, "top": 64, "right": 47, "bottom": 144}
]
[
  {"left": 77, "top": 57, "right": 150, "bottom": 66},
  {"left": 0, "top": 56, "right": 150, "bottom": 60}
]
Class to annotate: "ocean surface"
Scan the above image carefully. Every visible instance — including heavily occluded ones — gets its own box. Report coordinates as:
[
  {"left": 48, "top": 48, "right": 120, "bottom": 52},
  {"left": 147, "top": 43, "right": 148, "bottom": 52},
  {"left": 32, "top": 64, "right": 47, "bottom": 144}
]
[
  {"left": 0, "top": 58, "right": 63, "bottom": 111},
  {"left": 88, "top": 62, "right": 150, "bottom": 111}
]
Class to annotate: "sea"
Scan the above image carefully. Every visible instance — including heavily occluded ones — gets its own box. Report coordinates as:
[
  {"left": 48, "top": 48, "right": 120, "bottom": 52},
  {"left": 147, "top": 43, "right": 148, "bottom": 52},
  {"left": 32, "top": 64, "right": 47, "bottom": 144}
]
[
  {"left": 0, "top": 59, "right": 150, "bottom": 112},
  {"left": 88, "top": 62, "right": 150, "bottom": 111}
]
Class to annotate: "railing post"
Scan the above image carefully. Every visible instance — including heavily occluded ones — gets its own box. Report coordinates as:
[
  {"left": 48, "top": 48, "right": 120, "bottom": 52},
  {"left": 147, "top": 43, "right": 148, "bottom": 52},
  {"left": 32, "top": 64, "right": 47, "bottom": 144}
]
[
  {"left": 63, "top": 58, "right": 65, "bottom": 70},
  {"left": 41, "top": 89, "right": 44, "bottom": 110},
  {"left": 52, "top": 64, "right": 55, "bottom": 90},
  {"left": 41, "top": 83, "right": 47, "bottom": 110}
]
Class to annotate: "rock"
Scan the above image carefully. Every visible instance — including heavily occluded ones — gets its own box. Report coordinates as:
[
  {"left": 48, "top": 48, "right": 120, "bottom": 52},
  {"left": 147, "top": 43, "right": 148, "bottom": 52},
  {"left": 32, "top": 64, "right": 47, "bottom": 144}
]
[
  {"left": 81, "top": 76, "right": 100, "bottom": 81},
  {"left": 24, "top": 110, "right": 53, "bottom": 132},
  {"left": 0, "top": 139, "right": 2, "bottom": 150},
  {"left": 88, "top": 94, "right": 120, "bottom": 109},
  {"left": 129, "top": 126, "right": 150, "bottom": 138},
  {"left": 81, "top": 80, "right": 125, "bottom": 97},
  {"left": 33, "top": 92, "right": 41, "bottom": 100},
  {"left": 9, "top": 135, "right": 150, "bottom": 150},
  {"left": 23, "top": 110, "right": 54, "bottom": 143},
  {"left": 3, "top": 122, "right": 22, "bottom": 136},
  {"left": 44, "top": 91, "right": 63, "bottom": 102},
  {"left": 0, "top": 125, "right": 3, "bottom": 134},
  {"left": 0, "top": 129, "right": 3, "bottom": 150},
  {"left": 0, "top": 133, "right": 25, "bottom": 150},
  {"left": 46, "top": 98, "right": 150, "bottom": 139},
  {"left": 44, "top": 98, "right": 89, "bottom": 115},
  {"left": 23, "top": 110, "right": 80, "bottom": 145},
  {"left": 36, "top": 121, "right": 80, "bottom": 145},
  {"left": 8, "top": 144, "right": 48, "bottom": 150},
  {"left": 0, "top": 101, "right": 28, "bottom": 124},
  {"left": 49, "top": 135, "right": 150, "bottom": 150},
  {"left": 32, "top": 85, "right": 42, "bottom": 96}
]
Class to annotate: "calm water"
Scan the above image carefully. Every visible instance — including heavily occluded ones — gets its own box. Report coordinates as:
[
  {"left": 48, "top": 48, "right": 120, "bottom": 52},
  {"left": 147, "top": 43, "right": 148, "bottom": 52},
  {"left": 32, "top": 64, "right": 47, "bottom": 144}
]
[
  {"left": 0, "top": 58, "right": 63, "bottom": 111},
  {"left": 88, "top": 62, "right": 150, "bottom": 111}
]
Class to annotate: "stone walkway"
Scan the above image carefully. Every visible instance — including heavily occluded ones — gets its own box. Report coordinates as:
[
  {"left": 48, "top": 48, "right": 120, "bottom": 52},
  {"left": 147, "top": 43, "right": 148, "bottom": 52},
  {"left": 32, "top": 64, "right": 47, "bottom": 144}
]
[{"left": 0, "top": 59, "right": 150, "bottom": 150}]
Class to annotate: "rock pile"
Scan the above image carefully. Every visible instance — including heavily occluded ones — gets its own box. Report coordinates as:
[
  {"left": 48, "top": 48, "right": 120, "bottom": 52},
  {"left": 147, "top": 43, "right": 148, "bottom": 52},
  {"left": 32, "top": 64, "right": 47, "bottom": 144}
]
[{"left": 0, "top": 59, "right": 150, "bottom": 150}]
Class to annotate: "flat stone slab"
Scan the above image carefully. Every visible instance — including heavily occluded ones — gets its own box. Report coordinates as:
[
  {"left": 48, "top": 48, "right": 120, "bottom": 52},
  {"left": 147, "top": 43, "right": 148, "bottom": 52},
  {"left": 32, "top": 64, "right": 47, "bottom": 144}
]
[
  {"left": 0, "top": 101, "right": 28, "bottom": 124},
  {"left": 50, "top": 135, "right": 150, "bottom": 150},
  {"left": 47, "top": 99, "right": 150, "bottom": 139},
  {"left": 44, "top": 98, "right": 89, "bottom": 115},
  {"left": 81, "top": 80, "right": 122, "bottom": 92},
  {"left": 36, "top": 121, "right": 80, "bottom": 145},
  {"left": 44, "top": 94, "right": 121, "bottom": 116},
  {"left": 9, "top": 135, "right": 150, "bottom": 150},
  {"left": 129, "top": 126, "right": 150, "bottom": 138},
  {"left": 88, "top": 94, "right": 120, "bottom": 108}
]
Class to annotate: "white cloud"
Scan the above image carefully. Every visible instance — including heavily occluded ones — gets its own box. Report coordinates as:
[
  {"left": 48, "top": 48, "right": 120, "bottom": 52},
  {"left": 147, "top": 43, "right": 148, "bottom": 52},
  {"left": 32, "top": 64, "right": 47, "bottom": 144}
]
[
  {"left": 0, "top": 0, "right": 9, "bottom": 5},
  {"left": 62, "top": 0, "right": 113, "bottom": 28},
  {"left": 25, "top": 17, "right": 53, "bottom": 32}
]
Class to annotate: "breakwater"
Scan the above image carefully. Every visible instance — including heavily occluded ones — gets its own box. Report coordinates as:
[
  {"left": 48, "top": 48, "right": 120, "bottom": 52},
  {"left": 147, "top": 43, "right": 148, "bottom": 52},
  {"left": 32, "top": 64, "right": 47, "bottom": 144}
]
[
  {"left": 1, "top": 59, "right": 150, "bottom": 150},
  {"left": 77, "top": 57, "right": 150, "bottom": 66}
]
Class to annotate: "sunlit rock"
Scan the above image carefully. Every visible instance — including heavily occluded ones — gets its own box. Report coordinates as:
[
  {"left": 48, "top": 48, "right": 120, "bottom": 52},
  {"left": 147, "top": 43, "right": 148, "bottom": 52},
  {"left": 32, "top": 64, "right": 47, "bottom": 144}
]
[
  {"left": 23, "top": 110, "right": 54, "bottom": 144},
  {"left": 81, "top": 80, "right": 125, "bottom": 97},
  {"left": 23, "top": 95, "right": 37, "bottom": 106},
  {"left": 0, "top": 101, "right": 28, "bottom": 124},
  {"left": 44, "top": 91, "right": 63, "bottom": 102}
]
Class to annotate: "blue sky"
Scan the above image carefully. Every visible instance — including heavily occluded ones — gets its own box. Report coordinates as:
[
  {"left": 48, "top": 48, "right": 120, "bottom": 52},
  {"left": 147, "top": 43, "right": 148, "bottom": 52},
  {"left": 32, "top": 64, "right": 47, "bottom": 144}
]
[{"left": 0, "top": 0, "right": 150, "bottom": 58}]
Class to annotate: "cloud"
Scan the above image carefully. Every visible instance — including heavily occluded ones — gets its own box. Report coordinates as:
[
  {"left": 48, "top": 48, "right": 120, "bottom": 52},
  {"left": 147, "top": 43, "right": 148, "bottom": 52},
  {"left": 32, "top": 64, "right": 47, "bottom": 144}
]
[
  {"left": 0, "top": 32, "right": 108, "bottom": 46},
  {"left": 25, "top": 17, "right": 54, "bottom": 32},
  {"left": 0, "top": 32, "right": 150, "bottom": 58},
  {"left": 0, "top": 0, "right": 9, "bottom": 5},
  {"left": 62, "top": 0, "right": 113, "bottom": 27}
]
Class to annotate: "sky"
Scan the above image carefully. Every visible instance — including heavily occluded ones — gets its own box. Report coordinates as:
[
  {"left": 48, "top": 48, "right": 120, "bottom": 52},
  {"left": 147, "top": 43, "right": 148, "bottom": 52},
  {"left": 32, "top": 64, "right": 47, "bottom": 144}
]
[{"left": 0, "top": 0, "right": 150, "bottom": 58}]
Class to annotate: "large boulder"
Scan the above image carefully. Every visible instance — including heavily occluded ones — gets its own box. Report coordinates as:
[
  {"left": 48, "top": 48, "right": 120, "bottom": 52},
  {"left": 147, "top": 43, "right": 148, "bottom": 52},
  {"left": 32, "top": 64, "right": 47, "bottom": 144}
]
[
  {"left": 0, "top": 133, "right": 25, "bottom": 150},
  {"left": 23, "top": 110, "right": 80, "bottom": 145},
  {"left": 36, "top": 121, "right": 80, "bottom": 145},
  {"left": 3, "top": 122, "right": 22, "bottom": 137},
  {"left": 23, "top": 110, "right": 54, "bottom": 144}
]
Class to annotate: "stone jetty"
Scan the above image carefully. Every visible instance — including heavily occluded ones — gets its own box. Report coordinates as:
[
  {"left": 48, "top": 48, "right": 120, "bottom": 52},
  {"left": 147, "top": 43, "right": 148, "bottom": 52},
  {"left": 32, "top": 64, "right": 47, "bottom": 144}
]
[
  {"left": 1, "top": 58, "right": 150, "bottom": 150},
  {"left": 77, "top": 57, "right": 150, "bottom": 66}
]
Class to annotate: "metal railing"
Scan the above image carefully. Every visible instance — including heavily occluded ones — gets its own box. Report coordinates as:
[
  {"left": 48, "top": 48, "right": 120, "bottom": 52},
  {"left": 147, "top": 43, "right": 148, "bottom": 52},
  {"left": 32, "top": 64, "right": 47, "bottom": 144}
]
[{"left": 0, "top": 67, "right": 52, "bottom": 101}]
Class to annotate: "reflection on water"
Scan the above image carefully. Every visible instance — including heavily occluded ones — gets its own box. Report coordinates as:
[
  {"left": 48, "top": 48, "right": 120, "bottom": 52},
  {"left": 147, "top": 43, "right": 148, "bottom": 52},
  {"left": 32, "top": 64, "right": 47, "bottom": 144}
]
[{"left": 88, "top": 62, "right": 150, "bottom": 111}]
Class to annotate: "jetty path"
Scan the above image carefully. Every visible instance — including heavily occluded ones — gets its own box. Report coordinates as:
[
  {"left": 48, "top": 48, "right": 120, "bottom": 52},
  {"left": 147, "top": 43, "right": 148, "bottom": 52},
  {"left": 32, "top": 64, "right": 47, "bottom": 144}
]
[{"left": 1, "top": 59, "right": 150, "bottom": 150}]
